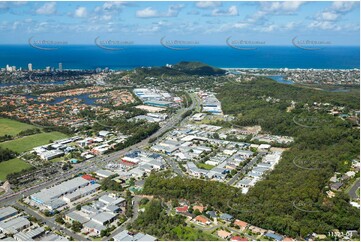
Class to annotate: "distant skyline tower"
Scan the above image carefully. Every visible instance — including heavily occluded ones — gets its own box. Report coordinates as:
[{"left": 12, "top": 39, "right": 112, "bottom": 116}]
[
  {"left": 28, "top": 63, "right": 32, "bottom": 71},
  {"left": 45, "top": 66, "right": 51, "bottom": 72},
  {"left": 59, "top": 62, "right": 63, "bottom": 72}
]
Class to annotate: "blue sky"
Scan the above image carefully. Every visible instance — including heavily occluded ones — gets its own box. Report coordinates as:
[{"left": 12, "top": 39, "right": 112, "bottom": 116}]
[{"left": 0, "top": 1, "right": 359, "bottom": 45}]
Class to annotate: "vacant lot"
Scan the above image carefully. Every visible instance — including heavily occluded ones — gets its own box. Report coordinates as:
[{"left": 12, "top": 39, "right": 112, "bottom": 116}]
[
  {"left": 196, "top": 163, "right": 215, "bottom": 170},
  {"left": 0, "top": 132, "right": 69, "bottom": 153},
  {"left": 0, "top": 118, "right": 35, "bottom": 136},
  {"left": 0, "top": 158, "right": 32, "bottom": 181}
]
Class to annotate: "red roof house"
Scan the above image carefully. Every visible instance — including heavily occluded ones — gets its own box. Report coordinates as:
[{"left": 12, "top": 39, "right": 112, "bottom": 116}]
[{"left": 175, "top": 205, "right": 188, "bottom": 213}]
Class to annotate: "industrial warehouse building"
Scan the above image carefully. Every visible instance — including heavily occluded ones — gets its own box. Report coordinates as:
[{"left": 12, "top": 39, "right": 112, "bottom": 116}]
[
  {"left": 63, "top": 184, "right": 101, "bottom": 203},
  {"left": 0, "top": 217, "right": 30, "bottom": 234},
  {"left": 30, "top": 177, "right": 100, "bottom": 211},
  {"left": 13, "top": 227, "right": 45, "bottom": 241},
  {"left": 0, "top": 207, "right": 17, "bottom": 221}
]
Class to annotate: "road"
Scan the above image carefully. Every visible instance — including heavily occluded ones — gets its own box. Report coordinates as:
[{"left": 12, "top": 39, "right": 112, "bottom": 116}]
[
  {"left": 103, "top": 195, "right": 142, "bottom": 241},
  {"left": 348, "top": 178, "right": 360, "bottom": 200},
  {"left": 86, "top": 91, "right": 198, "bottom": 167},
  {"left": 0, "top": 91, "right": 198, "bottom": 206},
  {"left": 0, "top": 91, "right": 199, "bottom": 240},
  {"left": 162, "top": 155, "right": 184, "bottom": 177},
  {"left": 227, "top": 154, "right": 262, "bottom": 186},
  {"left": 0, "top": 168, "right": 83, "bottom": 205},
  {"left": 15, "top": 202, "right": 87, "bottom": 241}
]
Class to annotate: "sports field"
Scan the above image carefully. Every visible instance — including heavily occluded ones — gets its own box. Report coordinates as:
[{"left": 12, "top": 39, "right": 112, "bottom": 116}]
[
  {"left": 0, "top": 118, "right": 35, "bottom": 136},
  {"left": 0, "top": 132, "right": 69, "bottom": 153},
  {"left": 0, "top": 158, "right": 32, "bottom": 181}
]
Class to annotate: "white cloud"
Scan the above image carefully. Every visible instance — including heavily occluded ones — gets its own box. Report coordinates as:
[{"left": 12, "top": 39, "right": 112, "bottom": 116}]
[
  {"left": 260, "top": 24, "right": 279, "bottom": 32},
  {"left": 136, "top": 7, "right": 158, "bottom": 18},
  {"left": 245, "top": 1, "right": 304, "bottom": 24},
  {"left": 260, "top": 1, "right": 304, "bottom": 13},
  {"left": 318, "top": 12, "right": 339, "bottom": 21},
  {"left": 36, "top": 2, "right": 56, "bottom": 15},
  {"left": 103, "top": 2, "right": 124, "bottom": 11},
  {"left": 136, "top": 4, "right": 184, "bottom": 18},
  {"left": 91, "top": 1, "right": 129, "bottom": 22},
  {"left": 310, "top": 1, "right": 358, "bottom": 31},
  {"left": 308, "top": 21, "right": 341, "bottom": 30},
  {"left": 167, "top": 4, "right": 184, "bottom": 17},
  {"left": 74, "top": 6, "right": 87, "bottom": 18},
  {"left": 195, "top": 1, "right": 222, "bottom": 9},
  {"left": 284, "top": 21, "right": 297, "bottom": 30},
  {"left": 331, "top": 1, "right": 357, "bottom": 13},
  {"left": 233, "top": 22, "right": 249, "bottom": 29},
  {"left": 95, "top": 1, "right": 126, "bottom": 13},
  {"left": 211, "top": 6, "right": 238, "bottom": 16},
  {"left": 315, "top": 1, "right": 357, "bottom": 22},
  {"left": 102, "top": 15, "right": 112, "bottom": 21}
]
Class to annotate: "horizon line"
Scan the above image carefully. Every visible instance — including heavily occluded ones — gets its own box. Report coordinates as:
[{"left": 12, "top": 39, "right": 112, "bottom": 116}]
[{"left": 0, "top": 44, "right": 359, "bottom": 47}]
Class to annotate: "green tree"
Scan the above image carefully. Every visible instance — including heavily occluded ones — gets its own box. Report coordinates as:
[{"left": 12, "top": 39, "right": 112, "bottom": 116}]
[{"left": 71, "top": 221, "right": 83, "bottom": 233}]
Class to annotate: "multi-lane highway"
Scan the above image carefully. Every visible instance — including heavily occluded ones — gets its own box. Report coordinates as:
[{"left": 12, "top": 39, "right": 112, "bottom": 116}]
[
  {"left": 0, "top": 91, "right": 198, "bottom": 207},
  {"left": 0, "top": 91, "right": 200, "bottom": 240}
]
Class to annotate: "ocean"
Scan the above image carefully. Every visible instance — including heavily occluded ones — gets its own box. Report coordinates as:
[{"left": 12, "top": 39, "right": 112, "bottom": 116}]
[{"left": 0, "top": 45, "right": 359, "bottom": 70}]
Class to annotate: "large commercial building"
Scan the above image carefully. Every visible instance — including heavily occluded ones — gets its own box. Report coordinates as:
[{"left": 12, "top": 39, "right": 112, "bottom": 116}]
[
  {"left": 13, "top": 227, "right": 45, "bottom": 241},
  {"left": 30, "top": 177, "right": 99, "bottom": 210},
  {"left": 0, "top": 207, "right": 17, "bottom": 221},
  {"left": 0, "top": 217, "right": 30, "bottom": 234},
  {"left": 134, "top": 88, "right": 175, "bottom": 108},
  {"left": 39, "top": 150, "right": 64, "bottom": 161},
  {"left": 202, "top": 95, "right": 222, "bottom": 115},
  {"left": 144, "top": 100, "right": 172, "bottom": 107},
  {"left": 65, "top": 193, "right": 125, "bottom": 236},
  {"left": 63, "top": 184, "right": 101, "bottom": 203}
]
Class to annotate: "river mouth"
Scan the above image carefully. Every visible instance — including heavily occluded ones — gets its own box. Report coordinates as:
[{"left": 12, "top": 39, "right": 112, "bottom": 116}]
[{"left": 267, "top": 75, "right": 294, "bottom": 85}]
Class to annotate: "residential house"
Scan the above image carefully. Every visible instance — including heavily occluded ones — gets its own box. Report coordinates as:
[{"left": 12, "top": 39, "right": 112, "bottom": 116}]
[
  {"left": 220, "top": 213, "right": 233, "bottom": 221},
  {"left": 248, "top": 225, "right": 267, "bottom": 235},
  {"left": 231, "top": 236, "right": 248, "bottom": 241},
  {"left": 193, "top": 205, "right": 204, "bottom": 213},
  {"left": 217, "top": 230, "right": 232, "bottom": 239},
  {"left": 330, "top": 182, "right": 343, "bottom": 191},
  {"left": 283, "top": 237, "right": 294, "bottom": 241},
  {"left": 265, "top": 232, "right": 283, "bottom": 241},
  {"left": 194, "top": 215, "right": 211, "bottom": 225},
  {"left": 206, "top": 211, "right": 217, "bottom": 219},
  {"left": 175, "top": 205, "right": 188, "bottom": 214},
  {"left": 234, "top": 219, "right": 248, "bottom": 231}
]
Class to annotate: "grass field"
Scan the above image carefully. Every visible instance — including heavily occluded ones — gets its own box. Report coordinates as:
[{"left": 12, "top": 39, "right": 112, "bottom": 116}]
[
  {"left": 0, "top": 118, "right": 35, "bottom": 136},
  {"left": 196, "top": 163, "right": 215, "bottom": 170},
  {"left": 0, "top": 132, "right": 69, "bottom": 153},
  {"left": 0, "top": 158, "right": 32, "bottom": 181}
]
